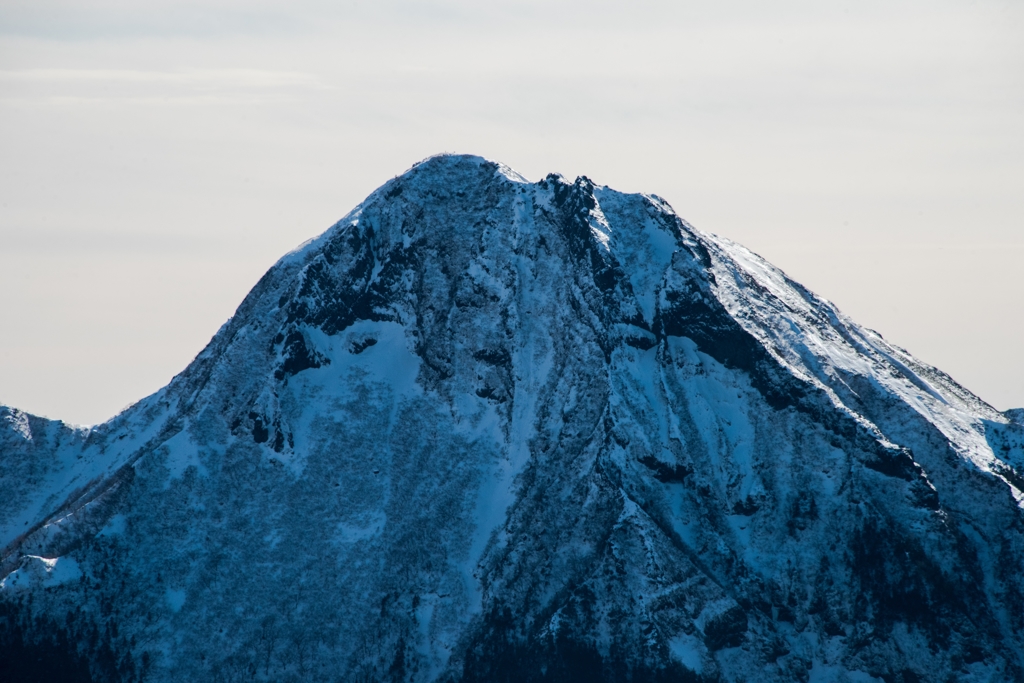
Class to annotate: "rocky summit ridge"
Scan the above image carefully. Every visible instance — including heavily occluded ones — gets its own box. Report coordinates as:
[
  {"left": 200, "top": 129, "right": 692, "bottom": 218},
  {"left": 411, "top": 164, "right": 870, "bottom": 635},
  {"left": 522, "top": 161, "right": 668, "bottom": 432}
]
[{"left": 2, "top": 154, "right": 1024, "bottom": 683}]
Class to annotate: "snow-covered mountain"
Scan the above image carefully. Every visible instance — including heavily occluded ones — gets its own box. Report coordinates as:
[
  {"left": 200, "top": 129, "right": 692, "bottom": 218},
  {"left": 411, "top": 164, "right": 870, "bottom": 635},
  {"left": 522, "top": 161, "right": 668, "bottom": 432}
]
[{"left": 2, "top": 154, "right": 1023, "bottom": 683}]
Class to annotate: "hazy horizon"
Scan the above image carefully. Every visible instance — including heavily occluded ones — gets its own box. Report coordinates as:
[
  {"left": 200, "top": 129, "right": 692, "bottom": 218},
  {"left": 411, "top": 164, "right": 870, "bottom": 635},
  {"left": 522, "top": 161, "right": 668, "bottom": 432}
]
[{"left": 2, "top": 0, "right": 1022, "bottom": 425}]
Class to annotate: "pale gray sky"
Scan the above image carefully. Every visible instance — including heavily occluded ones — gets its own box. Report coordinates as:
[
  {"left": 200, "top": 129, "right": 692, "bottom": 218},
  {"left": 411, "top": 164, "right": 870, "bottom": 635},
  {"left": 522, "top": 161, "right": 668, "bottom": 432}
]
[{"left": 1, "top": 0, "right": 1022, "bottom": 425}]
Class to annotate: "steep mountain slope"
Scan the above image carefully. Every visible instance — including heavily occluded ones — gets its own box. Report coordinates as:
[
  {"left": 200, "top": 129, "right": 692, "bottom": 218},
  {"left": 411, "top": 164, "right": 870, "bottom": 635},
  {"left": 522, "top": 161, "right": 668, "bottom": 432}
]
[{"left": 2, "top": 154, "right": 1023, "bottom": 683}]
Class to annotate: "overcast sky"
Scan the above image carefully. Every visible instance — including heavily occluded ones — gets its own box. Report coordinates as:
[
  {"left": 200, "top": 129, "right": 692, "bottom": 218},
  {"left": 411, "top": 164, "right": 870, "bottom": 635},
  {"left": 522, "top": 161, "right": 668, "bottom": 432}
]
[{"left": 1, "top": 0, "right": 1022, "bottom": 425}]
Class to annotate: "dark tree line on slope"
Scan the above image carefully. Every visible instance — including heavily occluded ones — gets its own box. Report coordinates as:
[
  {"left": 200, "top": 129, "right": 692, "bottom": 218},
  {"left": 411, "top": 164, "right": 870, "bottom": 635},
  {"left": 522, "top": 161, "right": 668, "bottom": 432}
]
[{"left": 0, "top": 599, "right": 143, "bottom": 683}]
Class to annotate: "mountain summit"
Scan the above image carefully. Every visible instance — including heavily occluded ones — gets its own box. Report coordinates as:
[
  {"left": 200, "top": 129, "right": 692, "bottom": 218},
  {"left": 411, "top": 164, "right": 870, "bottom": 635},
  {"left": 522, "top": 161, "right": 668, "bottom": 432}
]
[{"left": 2, "top": 154, "right": 1023, "bottom": 682}]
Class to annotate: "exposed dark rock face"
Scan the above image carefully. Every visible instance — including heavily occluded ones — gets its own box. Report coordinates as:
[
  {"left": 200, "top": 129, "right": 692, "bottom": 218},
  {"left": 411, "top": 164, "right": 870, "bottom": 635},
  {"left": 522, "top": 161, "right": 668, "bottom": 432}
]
[{"left": 2, "top": 154, "right": 1022, "bottom": 683}]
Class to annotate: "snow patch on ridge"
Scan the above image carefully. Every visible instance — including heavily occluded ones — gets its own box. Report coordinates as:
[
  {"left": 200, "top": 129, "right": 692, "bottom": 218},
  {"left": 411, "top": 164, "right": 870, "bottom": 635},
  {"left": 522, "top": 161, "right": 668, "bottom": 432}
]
[
  {"left": 705, "top": 234, "right": 1008, "bottom": 485},
  {"left": 0, "top": 554, "right": 81, "bottom": 590}
]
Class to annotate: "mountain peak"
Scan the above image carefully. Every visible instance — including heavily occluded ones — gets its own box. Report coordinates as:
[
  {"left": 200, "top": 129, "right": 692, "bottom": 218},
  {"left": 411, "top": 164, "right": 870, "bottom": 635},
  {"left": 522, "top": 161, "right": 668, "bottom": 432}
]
[
  {"left": 398, "top": 152, "right": 530, "bottom": 189},
  {"left": 2, "top": 157, "right": 1023, "bottom": 683}
]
